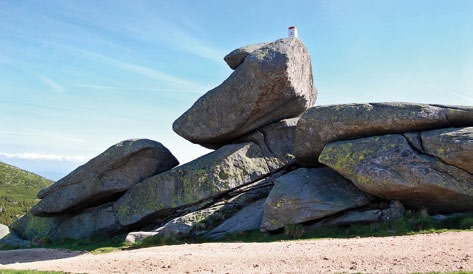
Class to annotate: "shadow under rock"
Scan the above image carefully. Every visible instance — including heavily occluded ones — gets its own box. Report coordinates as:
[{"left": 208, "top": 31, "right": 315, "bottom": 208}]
[{"left": 0, "top": 248, "right": 84, "bottom": 264}]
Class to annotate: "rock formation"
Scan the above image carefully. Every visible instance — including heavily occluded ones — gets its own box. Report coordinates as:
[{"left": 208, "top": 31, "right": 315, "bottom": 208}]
[
  {"left": 114, "top": 142, "right": 271, "bottom": 227},
  {"left": 173, "top": 38, "right": 317, "bottom": 149},
  {"left": 3, "top": 36, "right": 473, "bottom": 247},
  {"left": 295, "top": 103, "right": 473, "bottom": 166},
  {"left": 260, "top": 168, "right": 372, "bottom": 231},
  {"left": 319, "top": 129, "right": 473, "bottom": 213},
  {"left": 32, "top": 139, "right": 179, "bottom": 216}
]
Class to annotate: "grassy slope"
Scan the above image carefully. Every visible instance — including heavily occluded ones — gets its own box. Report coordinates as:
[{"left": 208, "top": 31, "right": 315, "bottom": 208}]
[{"left": 0, "top": 162, "right": 53, "bottom": 225}]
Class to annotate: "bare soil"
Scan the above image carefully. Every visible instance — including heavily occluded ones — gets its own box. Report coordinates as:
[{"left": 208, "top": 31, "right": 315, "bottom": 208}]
[{"left": 1, "top": 231, "right": 472, "bottom": 274}]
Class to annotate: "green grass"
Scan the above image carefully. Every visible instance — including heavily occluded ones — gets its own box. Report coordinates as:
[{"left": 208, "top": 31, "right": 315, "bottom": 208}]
[
  {"left": 31, "top": 210, "right": 469, "bottom": 251},
  {"left": 0, "top": 162, "right": 53, "bottom": 225},
  {"left": 39, "top": 234, "right": 128, "bottom": 254},
  {"left": 219, "top": 211, "right": 473, "bottom": 243},
  {"left": 0, "top": 212, "right": 472, "bottom": 274}
]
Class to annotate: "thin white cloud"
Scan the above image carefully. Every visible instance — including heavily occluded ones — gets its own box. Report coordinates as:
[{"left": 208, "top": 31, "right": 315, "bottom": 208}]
[
  {"left": 35, "top": 74, "right": 66, "bottom": 93},
  {"left": 19, "top": 68, "right": 66, "bottom": 93},
  {"left": 453, "top": 92, "right": 473, "bottom": 103},
  {"left": 0, "top": 152, "right": 90, "bottom": 162},
  {"left": 75, "top": 83, "right": 116, "bottom": 90},
  {"left": 71, "top": 48, "right": 212, "bottom": 93}
]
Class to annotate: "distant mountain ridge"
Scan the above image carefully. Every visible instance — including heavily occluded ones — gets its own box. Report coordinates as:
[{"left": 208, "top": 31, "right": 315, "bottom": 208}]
[{"left": 0, "top": 161, "right": 53, "bottom": 225}]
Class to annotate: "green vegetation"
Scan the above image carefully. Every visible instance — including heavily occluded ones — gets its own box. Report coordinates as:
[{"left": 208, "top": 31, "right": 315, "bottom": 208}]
[
  {"left": 129, "top": 210, "right": 473, "bottom": 249},
  {"left": 38, "top": 234, "right": 127, "bottom": 254},
  {"left": 0, "top": 162, "right": 53, "bottom": 225},
  {"left": 220, "top": 210, "right": 473, "bottom": 243},
  {"left": 8, "top": 209, "right": 469, "bottom": 252}
]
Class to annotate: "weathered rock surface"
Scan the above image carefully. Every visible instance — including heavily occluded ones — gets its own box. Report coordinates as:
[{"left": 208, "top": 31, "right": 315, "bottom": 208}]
[
  {"left": 319, "top": 134, "right": 473, "bottom": 213},
  {"left": 381, "top": 200, "right": 406, "bottom": 221},
  {"left": 125, "top": 231, "right": 158, "bottom": 244},
  {"left": 11, "top": 204, "right": 122, "bottom": 242},
  {"left": 224, "top": 42, "right": 268, "bottom": 69},
  {"left": 125, "top": 177, "right": 275, "bottom": 244},
  {"left": 52, "top": 204, "right": 122, "bottom": 241},
  {"left": 114, "top": 142, "right": 271, "bottom": 227},
  {"left": 313, "top": 200, "right": 405, "bottom": 228},
  {"left": 173, "top": 38, "right": 316, "bottom": 148},
  {"left": 421, "top": 127, "right": 473, "bottom": 173},
  {"left": 260, "top": 168, "right": 372, "bottom": 231},
  {"left": 9, "top": 212, "right": 63, "bottom": 241},
  {"left": 295, "top": 103, "right": 473, "bottom": 166},
  {"left": 32, "top": 139, "right": 179, "bottom": 216},
  {"left": 206, "top": 199, "right": 266, "bottom": 239},
  {"left": 237, "top": 118, "right": 298, "bottom": 171},
  {"left": 320, "top": 210, "right": 383, "bottom": 227}
]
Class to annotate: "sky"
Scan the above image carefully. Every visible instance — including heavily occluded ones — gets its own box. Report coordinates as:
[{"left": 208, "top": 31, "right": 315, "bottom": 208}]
[{"left": 1, "top": 0, "right": 472, "bottom": 181}]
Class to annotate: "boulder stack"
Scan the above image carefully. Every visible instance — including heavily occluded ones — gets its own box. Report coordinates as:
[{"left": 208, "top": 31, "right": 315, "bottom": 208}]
[
  {"left": 3, "top": 36, "right": 473, "bottom": 246},
  {"left": 173, "top": 38, "right": 317, "bottom": 149}
]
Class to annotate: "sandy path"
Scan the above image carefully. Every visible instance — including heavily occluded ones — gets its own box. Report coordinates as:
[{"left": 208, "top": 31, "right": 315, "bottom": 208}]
[{"left": 1, "top": 231, "right": 472, "bottom": 274}]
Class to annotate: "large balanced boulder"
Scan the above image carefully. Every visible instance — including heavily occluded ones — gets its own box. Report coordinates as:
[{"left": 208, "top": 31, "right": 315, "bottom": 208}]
[
  {"left": 173, "top": 38, "right": 317, "bottom": 148},
  {"left": 319, "top": 133, "right": 473, "bottom": 213},
  {"left": 31, "top": 139, "right": 178, "bottom": 216},
  {"left": 260, "top": 168, "right": 372, "bottom": 231},
  {"left": 295, "top": 103, "right": 473, "bottom": 166},
  {"left": 114, "top": 142, "right": 271, "bottom": 227}
]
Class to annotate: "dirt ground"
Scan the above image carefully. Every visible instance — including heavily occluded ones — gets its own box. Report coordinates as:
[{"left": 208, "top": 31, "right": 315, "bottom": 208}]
[{"left": 0, "top": 231, "right": 472, "bottom": 274}]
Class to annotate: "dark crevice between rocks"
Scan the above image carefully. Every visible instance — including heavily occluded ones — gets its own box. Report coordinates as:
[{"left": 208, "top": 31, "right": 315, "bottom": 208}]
[
  {"left": 35, "top": 191, "right": 128, "bottom": 218},
  {"left": 281, "top": 198, "right": 392, "bottom": 231},
  {"left": 402, "top": 132, "right": 473, "bottom": 176},
  {"left": 403, "top": 132, "right": 425, "bottom": 154},
  {"left": 260, "top": 128, "right": 275, "bottom": 156}
]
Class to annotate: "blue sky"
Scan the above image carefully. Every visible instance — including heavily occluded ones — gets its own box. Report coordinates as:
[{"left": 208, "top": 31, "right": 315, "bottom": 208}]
[{"left": 1, "top": 0, "right": 472, "bottom": 180}]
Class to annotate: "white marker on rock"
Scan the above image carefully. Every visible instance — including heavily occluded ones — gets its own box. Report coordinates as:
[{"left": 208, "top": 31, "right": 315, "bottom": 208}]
[{"left": 288, "top": 26, "right": 298, "bottom": 38}]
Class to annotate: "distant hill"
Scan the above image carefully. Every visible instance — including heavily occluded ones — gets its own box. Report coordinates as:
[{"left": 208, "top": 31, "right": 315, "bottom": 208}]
[{"left": 0, "top": 162, "right": 53, "bottom": 225}]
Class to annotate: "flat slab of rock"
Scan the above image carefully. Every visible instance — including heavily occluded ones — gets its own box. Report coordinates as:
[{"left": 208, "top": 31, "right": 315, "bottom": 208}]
[
  {"left": 319, "top": 133, "right": 473, "bottom": 213},
  {"left": 206, "top": 199, "right": 266, "bottom": 239},
  {"left": 295, "top": 103, "right": 473, "bottom": 166},
  {"left": 10, "top": 203, "right": 122, "bottom": 241},
  {"left": 260, "top": 168, "right": 372, "bottom": 231},
  {"left": 52, "top": 204, "right": 122, "bottom": 241},
  {"left": 31, "top": 139, "right": 179, "bottom": 216},
  {"left": 114, "top": 142, "right": 271, "bottom": 227},
  {"left": 173, "top": 38, "right": 316, "bottom": 148}
]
